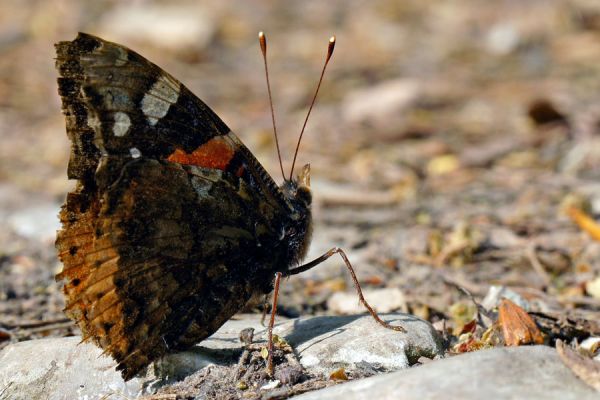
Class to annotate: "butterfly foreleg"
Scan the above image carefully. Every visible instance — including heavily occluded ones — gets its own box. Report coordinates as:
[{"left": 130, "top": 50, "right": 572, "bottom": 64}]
[
  {"left": 266, "top": 271, "right": 282, "bottom": 377},
  {"left": 285, "top": 247, "right": 406, "bottom": 333}
]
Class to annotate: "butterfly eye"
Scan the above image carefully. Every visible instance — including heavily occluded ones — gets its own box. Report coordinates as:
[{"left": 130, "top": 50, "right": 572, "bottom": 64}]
[{"left": 296, "top": 185, "right": 312, "bottom": 206}]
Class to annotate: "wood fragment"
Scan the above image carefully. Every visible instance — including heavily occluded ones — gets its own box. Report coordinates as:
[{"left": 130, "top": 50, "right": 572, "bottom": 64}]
[
  {"left": 0, "top": 318, "right": 71, "bottom": 330},
  {"left": 525, "top": 243, "right": 553, "bottom": 288},
  {"left": 566, "top": 207, "right": 600, "bottom": 242},
  {"left": 434, "top": 240, "right": 470, "bottom": 267},
  {"left": 17, "top": 321, "right": 75, "bottom": 335},
  {"left": 529, "top": 311, "right": 600, "bottom": 339},
  {"left": 556, "top": 339, "right": 600, "bottom": 392},
  {"left": 558, "top": 296, "right": 600, "bottom": 307}
]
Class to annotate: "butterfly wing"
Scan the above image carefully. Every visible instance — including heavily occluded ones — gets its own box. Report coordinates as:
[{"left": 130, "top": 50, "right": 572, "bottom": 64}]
[
  {"left": 58, "top": 157, "right": 286, "bottom": 380},
  {"left": 55, "top": 33, "right": 291, "bottom": 379},
  {"left": 56, "top": 33, "right": 230, "bottom": 180}
]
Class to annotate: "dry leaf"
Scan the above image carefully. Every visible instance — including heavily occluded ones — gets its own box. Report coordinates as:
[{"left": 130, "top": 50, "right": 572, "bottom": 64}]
[
  {"left": 362, "top": 275, "right": 384, "bottom": 286},
  {"left": 329, "top": 367, "right": 348, "bottom": 381},
  {"left": 585, "top": 276, "right": 600, "bottom": 299},
  {"left": 0, "top": 328, "right": 10, "bottom": 342},
  {"left": 556, "top": 340, "right": 600, "bottom": 392},
  {"left": 427, "top": 229, "right": 443, "bottom": 258},
  {"left": 411, "top": 303, "right": 430, "bottom": 321},
  {"left": 426, "top": 154, "right": 459, "bottom": 176},
  {"left": 459, "top": 319, "right": 477, "bottom": 335},
  {"left": 566, "top": 207, "right": 600, "bottom": 242},
  {"left": 498, "top": 298, "right": 544, "bottom": 346},
  {"left": 581, "top": 337, "right": 600, "bottom": 357},
  {"left": 452, "top": 333, "right": 488, "bottom": 353},
  {"left": 272, "top": 334, "right": 292, "bottom": 352},
  {"left": 449, "top": 301, "right": 477, "bottom": 335},
  {"left": 481, "top": 325, "right": 503, "bottom": 347},
  {"left": 434, "top": 221, "right": 482, "bottom": 267},
  {"left": 260, "top": 347, "right": 269, "bottom": 359}
]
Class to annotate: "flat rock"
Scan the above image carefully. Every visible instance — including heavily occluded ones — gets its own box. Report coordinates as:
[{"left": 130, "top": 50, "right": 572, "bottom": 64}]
[
  {"left": 274, "top": 313, "right": 442, "bottom": 378},
  {"left": 7, "top": 202, "right": 61, "bottom": 241},
  {"left": 0, "top": 336, "right": 142, "bottom": 400},
  {"left": 481, "top": 285, "right": 531, "bottom": 311},
  {"left": 0, "top": 313, "right": 441, "bottom": 399},
  {"left": 295, "top": 346, "right": 599, "bottom": 400},
  {"left": 0, "top": 316, "right": 268, "bottom": 400}
]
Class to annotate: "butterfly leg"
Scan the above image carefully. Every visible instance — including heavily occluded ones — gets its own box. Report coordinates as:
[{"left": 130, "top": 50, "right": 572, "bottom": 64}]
[
  {"left": 284, "top": 247, "right": 406, "bottom": 333},
  {"left": 260, "top": 293, "right": 270, "bottom": 327},
  {"left": 266, "top": 271, "right": 282, "bottom": 377}
]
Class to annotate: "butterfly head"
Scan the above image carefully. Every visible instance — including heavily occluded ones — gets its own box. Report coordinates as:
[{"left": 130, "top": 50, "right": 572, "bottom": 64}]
[{"left": 282, "top": 163, "right": 311, "bottom": 210}]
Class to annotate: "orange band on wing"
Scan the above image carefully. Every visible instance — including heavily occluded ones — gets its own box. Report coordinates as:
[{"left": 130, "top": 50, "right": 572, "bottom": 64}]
[{"left": 167, "top": 137, "right": 235, "bottom": 170}]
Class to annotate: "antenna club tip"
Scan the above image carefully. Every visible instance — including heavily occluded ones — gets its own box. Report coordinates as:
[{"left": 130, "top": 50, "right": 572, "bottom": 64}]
[
  {"left": 259, "top": 31, "right": 267, "bottom": 54},
  {"left": 326, "top": 35, "right": 336, "bottom": 61}
]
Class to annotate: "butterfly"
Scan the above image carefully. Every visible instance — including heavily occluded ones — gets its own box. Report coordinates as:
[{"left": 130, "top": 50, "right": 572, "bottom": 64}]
[{"left": 55, "top": 32, "right": 403, "bottom": 381}]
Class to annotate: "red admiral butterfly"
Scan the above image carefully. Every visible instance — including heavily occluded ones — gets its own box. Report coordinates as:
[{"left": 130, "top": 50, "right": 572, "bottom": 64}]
[{"left": 55, "top": 32, "right": 404, "bottom": 381}]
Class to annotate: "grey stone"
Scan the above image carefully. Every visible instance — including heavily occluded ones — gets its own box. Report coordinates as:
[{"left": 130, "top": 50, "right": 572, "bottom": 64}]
[
  {"left": 273, "top": 313, "right": 443, "bottom": 378},
  {"left": 0, "top": 313, "right": 441, "bottom": 399},
  {"left": 0, "top": 337, "right": 143, "bottom": 400},
  {"left": 0, "top": 316, "right": 270, "bottom": 400},
  {"left": 5, "top": 202, "right": 61, "bottom": 242},
  {"left": 192, "top": 314, "right": 270, "bottom": 352},
  {"left": 294, "top": 346, "right": 599, "bottom": 400},
  {"left": 481, "top": 285, "right": 531, "bottom": 311}
]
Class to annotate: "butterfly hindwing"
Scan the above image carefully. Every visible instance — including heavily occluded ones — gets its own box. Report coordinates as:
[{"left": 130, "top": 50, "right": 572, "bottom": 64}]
[{"left": 60, "top": 157, "right": 284, "bottom": 379}]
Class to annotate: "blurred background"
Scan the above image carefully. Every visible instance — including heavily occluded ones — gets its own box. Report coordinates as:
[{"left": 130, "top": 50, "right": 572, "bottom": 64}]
[{"left": 2, "top": 0, "right": 600, "bottom": 344}]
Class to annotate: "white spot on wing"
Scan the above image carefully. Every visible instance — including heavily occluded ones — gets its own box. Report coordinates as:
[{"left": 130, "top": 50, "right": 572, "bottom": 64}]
[
  {"left": 129, "top": 147, "right": 141, "bottom": 158},
  {"left": 141, "top": 75, "right": 180, "bottom": 126},
  {"left": 113, "top": 112, "right": 131, "bottom": 136},
  {"left": 86, "top": 110, "right": 107, "bottom": 153},
  {"left": 87, "top": 113, "right": 101, "bottom": 131},
  {"left": 115, "top": 47, "right": 129, "bottom": 66},
  {"left": 191, "top": 176, "right": 212, "bottom": 197}
]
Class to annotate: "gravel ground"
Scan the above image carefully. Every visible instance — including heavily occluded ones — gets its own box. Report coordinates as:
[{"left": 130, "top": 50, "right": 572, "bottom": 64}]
[{"left": 1, "top": 0, "right": 600, "bottom": 397}]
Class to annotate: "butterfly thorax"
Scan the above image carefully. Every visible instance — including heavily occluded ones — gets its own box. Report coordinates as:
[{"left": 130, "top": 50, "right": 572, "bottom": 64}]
[{"left": 280, "top": 176, "right": 313, "bottom": 270}]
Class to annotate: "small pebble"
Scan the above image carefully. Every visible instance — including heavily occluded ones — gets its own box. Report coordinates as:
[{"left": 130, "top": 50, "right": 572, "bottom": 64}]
[
  {"left": 275, "top": 365, "right": 304, "bottom": 385},
  {"left": 238, "top": 327, "right": 255, "bottom": 346},
  {"left": 260, "top": 380, "right": 281, "bottom": 390}
]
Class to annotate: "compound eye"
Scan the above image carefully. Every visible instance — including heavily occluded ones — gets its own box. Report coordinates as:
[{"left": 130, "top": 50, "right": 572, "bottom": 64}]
[{"left": 296, "top": 185, "right": 312, "bottom": 206}]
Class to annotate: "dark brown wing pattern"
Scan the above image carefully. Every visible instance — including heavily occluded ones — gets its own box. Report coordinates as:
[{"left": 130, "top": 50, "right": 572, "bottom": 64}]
[{"left": 55, "top": 33, "right": 292, "bottom": 380}]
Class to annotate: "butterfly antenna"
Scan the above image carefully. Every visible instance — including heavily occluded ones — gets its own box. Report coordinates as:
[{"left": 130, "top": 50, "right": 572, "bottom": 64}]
[
  {"left": 289, "top": 35, "right": 336, "bottom": 181},
  {"left": 259, "top": 32, "right": 286, "bottom": 181}
]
